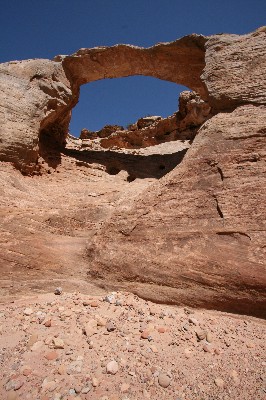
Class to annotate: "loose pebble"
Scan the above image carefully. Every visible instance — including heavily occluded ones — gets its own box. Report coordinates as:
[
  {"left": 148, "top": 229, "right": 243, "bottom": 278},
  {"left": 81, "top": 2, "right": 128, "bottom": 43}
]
[
  {"left": 54, "top": 287, "right": 63, "bottom": 295},
  {"left": 214, "top": 377, "right": 225, "bottom": 388},
  {"left": 158, "top": 373, "right": 171, "bottom": 388},
  {"left": 106, "top": 360, "right": 119, "bottom": 375},
  {"left": 23, "top": 308, "right": 33, "bottom": 316},
  {"left": 52, "top": 337, "right": 64, "bottom": 349},
  {"left": 44, "top": 351, "right": 59, "bottom": 361},
  {"left": 196, "top": 330, "right": 207, "bottom": 341}
]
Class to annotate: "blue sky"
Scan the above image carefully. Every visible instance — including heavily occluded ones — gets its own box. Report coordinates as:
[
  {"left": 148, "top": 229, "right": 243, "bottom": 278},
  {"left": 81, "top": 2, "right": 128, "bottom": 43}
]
[{"left": 1, "top": 0, "right": 265, "bottom": 135}]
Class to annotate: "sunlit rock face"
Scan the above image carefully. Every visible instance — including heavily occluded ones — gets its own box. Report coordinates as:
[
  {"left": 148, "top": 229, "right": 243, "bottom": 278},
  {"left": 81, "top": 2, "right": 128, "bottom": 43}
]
[
  {"left": 0, "top": 29, "right": 265, "bottom": 317},
  {"left": 79, "top": 91, "right": 211, "bottom": 150}
]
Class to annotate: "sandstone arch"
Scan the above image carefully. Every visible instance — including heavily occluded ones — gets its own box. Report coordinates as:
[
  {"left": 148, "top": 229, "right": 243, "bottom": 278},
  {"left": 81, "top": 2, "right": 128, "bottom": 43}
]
[
  {"left": 60, "top": 36, "right": 207, "bottom": 94},
  {"left": 1, "top": 31, "right": 266, "bottom": 173},
  {"left": 1, "top": 35, "right": 208, "bottom": 173}
]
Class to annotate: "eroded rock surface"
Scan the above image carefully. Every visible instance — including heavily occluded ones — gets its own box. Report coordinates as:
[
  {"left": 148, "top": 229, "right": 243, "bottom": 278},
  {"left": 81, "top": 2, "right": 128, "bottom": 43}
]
[
  {"left": 80, "top": 91, "right": 211, "bottom": 149},
  {"left": 0, "top": 29, "right": 265, "bottom": 172},
  {"left": 0, "top": 28, "right": 265, "bottom": 319},
  {"left": 88, "top": 104, "right": 266, "bottom": 317}
]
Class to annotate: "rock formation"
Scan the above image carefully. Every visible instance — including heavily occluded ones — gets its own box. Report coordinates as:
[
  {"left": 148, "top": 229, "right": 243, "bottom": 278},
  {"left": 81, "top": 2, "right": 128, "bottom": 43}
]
[
  {"left": 80, "top": 91, "right": 211, "bottom": 149},
  {"left": 0, "top": 28, "right": 265, "bottom": 317}
]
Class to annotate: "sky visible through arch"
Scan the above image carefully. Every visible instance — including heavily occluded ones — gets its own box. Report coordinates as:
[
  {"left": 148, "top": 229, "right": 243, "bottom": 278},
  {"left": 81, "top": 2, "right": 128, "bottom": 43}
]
[
  {"left": 71, "top": 78, "right": 188, "bottom": 135},
  {"left": 1, "top": 0, "right": 265, "bottom": 135}
]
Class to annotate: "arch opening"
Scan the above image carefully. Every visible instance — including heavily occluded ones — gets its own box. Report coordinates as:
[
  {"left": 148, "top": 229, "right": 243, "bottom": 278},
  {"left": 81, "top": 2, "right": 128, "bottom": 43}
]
[
  {"left": 36, "top": 38, "right": 210, "bottom": 174},
  {"left": 38, "top": 74, "right": 211, "bottom": 177},
  {"left": 69, "top": 76, "right": 188, "bottom": 137}
]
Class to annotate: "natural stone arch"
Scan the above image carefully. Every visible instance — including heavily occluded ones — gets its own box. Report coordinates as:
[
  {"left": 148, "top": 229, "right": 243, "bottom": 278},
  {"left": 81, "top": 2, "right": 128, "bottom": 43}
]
[
  {"left": 1, "top": 30, "right": 265, "bottom": 173},
  {"left": 42, "top": 35, "right": 207, "bottom": 142},
  {"left": 60, "top": 35, "right": 207, "bottom": 95},
  {"left": 0, "top": 34, "right": 208, "bottom": 173}
]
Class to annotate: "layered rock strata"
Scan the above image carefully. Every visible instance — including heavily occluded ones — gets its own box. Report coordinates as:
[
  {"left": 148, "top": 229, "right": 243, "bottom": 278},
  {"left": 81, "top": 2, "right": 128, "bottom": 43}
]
[{"left": 0, "top": 28, "right": 265, "bottom": 317}]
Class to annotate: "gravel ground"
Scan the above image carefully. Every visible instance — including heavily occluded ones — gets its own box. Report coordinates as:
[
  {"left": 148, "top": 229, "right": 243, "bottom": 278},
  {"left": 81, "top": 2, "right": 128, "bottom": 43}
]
[{"left": 0, "top": 290, "right": 265, "bottom": 400}]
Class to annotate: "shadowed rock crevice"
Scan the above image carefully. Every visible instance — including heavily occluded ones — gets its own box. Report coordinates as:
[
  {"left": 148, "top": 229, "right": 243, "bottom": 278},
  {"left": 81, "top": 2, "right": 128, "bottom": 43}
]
[{"left": 63, "top": 147, "right": 189, "bottom": 179}]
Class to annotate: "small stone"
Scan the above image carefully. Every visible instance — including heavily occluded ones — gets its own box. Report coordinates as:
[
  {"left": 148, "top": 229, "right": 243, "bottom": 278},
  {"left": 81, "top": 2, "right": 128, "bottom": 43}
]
[
  {"left": 141, "top": 330, "right": 150, "bottom": 339},
  {"left": 81, "top": 385, "right": 92, "bottom": 394},
  {"left": 27, "top": 333, "right": 39, "bottom": 348},
  {"left": 231, "top": 370, "right": 238, "bottom": 379},
  {"left": 184, "top": 308, "right": 194, "bottom": 314},
  {"left": 214, "top": 378, "right": 224, "bottom": 388},
  {"left": 149, "top": 307, "right": 157, "bottom": 316},
  {"left": 54, "top": 287, "right": 63, "bottom": 295},
  {"left": 246, "top": 342, "right": 255, "bottom": 349},
  {"left": 182, "top": 323, "right": 189, "bottom": 331},
  {"left": 24, "top": 308, "right": 33, "bottom": 316},
  {"left": 150, "top": 345, "right": 158, "bottom": 353},
  {"left": 120, "top": 383, "right": 130, "bottom": 393},
  {"left": 206, "top": 332, "right": 213, "bottom": 343},
  {"left": 44, "top": 380, "right": 57, "bottom": 392},
  {"left": 196, "top": 330, "right": 207, "bottom": 340},
  {"left": 44, "top": 319, "right": 52, "bottom": 327},
  {"left": 104, "top": 294, "right": 115, "bottom": 304},
  {"left": 53, "top": 338, "right": 64, "bottom": 349},
  {"left": 21, "top": 366, "right": 32, "bottom": 376},
  {"left": 66, "top": 359, "right": 83, "bottom": 374},
  {"left": 84, "top": 319, "right": 98, "bottom": 336},
  {"left": 158, "top": 373, "right": 171, "bottom": 388},
  {"left": 231, "top": 370, "right": 240, "bottom": 384},
  {"left": 37, "top": 312, "right": 46, "bottom": 323},
  {"left": 106, "top": 321, "right": 116, "bottom": 332},
  {"left": 188, "top": 317, "right": 199, "bottom": 325},
  {"left": 74, "top": 385, "right": 82, "bottom": 393},
  {"left": 96, "top": 316, "right": 107, "bottom": 327},
  {"left": 91, "top": 377, "right": 99, "bottom": 387},
  {"left": 184, "top": 348, "right": 192, "bottom": 357},
  {"left": 58, "top": 364, "right": 66, "bottom": 375},
  {"left": 90, "top": 301, "right": 99, "bottom": 307},
  {"left": 45, "top": 351, "right": 59, "bottom": 361},
  {"left": 157, "top": 326, "right": 166, "bottom": 333},
  {"left": 6, "top": 378, "right": 24, "bottom": 391},
  {"left": 203, "top": 344, "right": 212, "bottom": 353},
  {"left": 31, "top": 340, "right": 43, "bottom": 351},
  {"left": 106, "top": 360, "right": 119, "bottom": 375}
]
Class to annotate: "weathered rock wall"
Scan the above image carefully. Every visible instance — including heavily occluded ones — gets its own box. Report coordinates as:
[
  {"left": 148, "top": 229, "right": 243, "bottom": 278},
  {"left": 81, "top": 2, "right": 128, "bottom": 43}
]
[
  {"left": 203, "top": 31, "right": 266, "bottom": 109},
  {"left": 0, "top": 60, "right": 73, "bottom": 173},
  {"left": 88, "top": 105, "right": 266, "bottom": 317}
]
